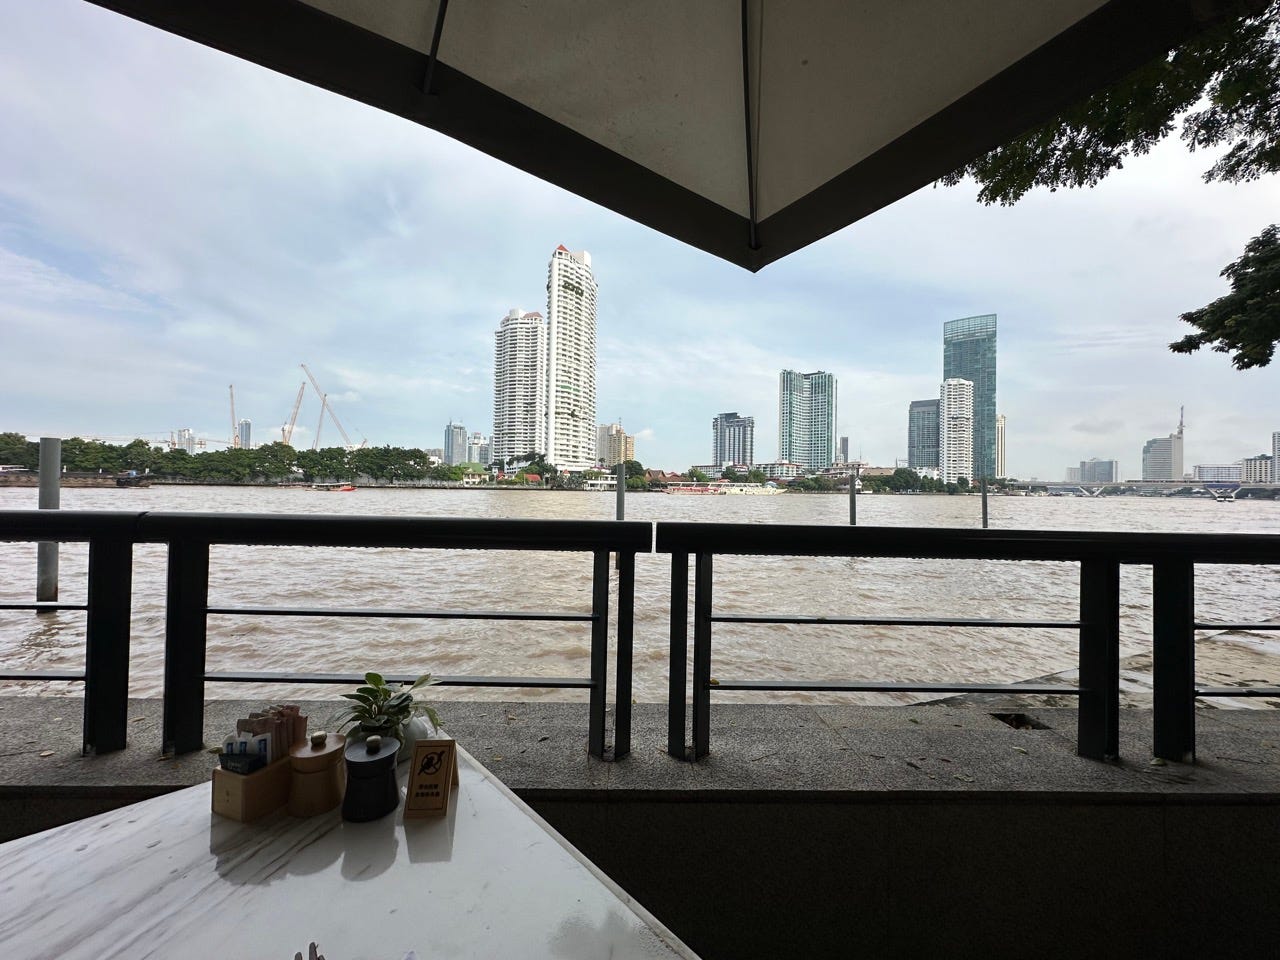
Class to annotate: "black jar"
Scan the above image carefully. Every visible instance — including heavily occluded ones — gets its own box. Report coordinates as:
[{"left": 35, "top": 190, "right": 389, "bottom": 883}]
[{"left": 341, "top": 735, "right": 401, "bottom": 822}]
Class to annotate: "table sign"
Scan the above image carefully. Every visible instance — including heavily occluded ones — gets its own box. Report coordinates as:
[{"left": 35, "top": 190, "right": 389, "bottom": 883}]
[{"left": 404, "top": 737, "right": 458, "bottom": 818}]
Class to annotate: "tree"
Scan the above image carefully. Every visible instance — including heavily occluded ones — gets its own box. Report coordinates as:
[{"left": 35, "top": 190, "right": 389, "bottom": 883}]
[
  {"left": 941, "top": 0, "right": 1280, "bottom": 367},
  {"left": 687, "top": 467, "right": 710, "bottom": 482},
  {"left": 621, "top": 459, "right": 645, "bottom": 478},
  {"left": 0, "top": 433, "right": 38, "bottom": 469},
  {"left": 1169, "top": 225, "right": 1280, "bottom": 368},
  {"left": 746, "top": 468, "right": 766, "bottom": 484}
]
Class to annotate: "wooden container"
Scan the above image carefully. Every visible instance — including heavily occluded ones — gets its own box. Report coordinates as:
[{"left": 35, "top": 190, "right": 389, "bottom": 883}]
[
  {"left": 211, "top": 756, "right": 291, "bottom": 822},
  {"left": 287, "top": 731, "right": 347, "bottom": 818}
]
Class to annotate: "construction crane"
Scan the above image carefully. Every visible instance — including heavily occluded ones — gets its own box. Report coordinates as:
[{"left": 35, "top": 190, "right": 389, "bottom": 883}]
[
  {"left": 281, "top": 382, "right": 305, "bottom": 446},
  {"left": 301, "top": 363, "right": 366, "bottom": 450},
  {"left": 229, "top": 385, "right": 240, "bottom": 449},
  {"left": 312, "top": 393, "right": 328, "bottom": 451}
]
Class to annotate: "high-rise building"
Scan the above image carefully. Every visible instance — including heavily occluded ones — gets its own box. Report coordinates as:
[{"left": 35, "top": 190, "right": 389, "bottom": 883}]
[
  {"left": 1272, "top": 432, "right": 1279, "bottom": 481},
  {"left": 545, "top": 246, "right": 598, "bottom": 471},
  {"left": 1079, "top": 458, "right": 1118, "bottom": 483},
  {"left": 465, "top": 432, "right": 490, "bottom": 466},
  {"left": 838, "top": 437, "right": 850, "bottom": 465},
  {"left": 493, "top": 308, "right": 547, "bottom": 466},
  {"left": 237, "top": 419, "right": 251, "bottom": 450},
  {"left": 995, "top": 414, "right": 1006, "bottom": 477},
  {"left": 712, "top": 412, "right": 755, "bottom": 467},
  {"left": 938, "top": 378, "right": 974, "bottom": 484},
  {"left": 943, "top": 315, "right": 997, "bottom": 479},
  {"left": 598, "top": 423, "right": 635, "bottom": 468},
  {"left": 778, "top": 370, "right": 837, "bottom": 472},
  {"left": 176, "top": 428, "right": 195, "bottom": 454},
  {"left": 1242, "top": 454, "right": 1273, "bottom": 482},
  {"left": 907, "top": 399, "right": 939, "bottom": 471},
  {"left": 1141, "top": 409, "right": 1185, "bottom": 480},
  {"left": 444, "top": 421, "right": 468, "bottom": 466},
  {"left": 1065, "top": 466, "right": 1082, "bottom": 483}
]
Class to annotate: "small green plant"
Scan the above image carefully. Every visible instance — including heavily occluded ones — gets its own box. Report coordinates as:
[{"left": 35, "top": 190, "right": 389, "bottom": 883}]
[{"left": 337, "top": 672, "right": 441, "bottom": 741}]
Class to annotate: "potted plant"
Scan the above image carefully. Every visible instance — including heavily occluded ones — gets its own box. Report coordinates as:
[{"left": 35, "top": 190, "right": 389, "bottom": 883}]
[{"left": 336, "top": 672, "right": 441, "bottom": 761}]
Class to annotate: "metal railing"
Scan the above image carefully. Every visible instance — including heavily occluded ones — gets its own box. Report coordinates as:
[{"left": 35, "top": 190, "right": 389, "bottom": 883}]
[
  {"left": 1, "top": 511, "right": 1277, "bottom": 764},
  {"left": 657, "top": 522, "right": 1280, "bottom": 763},
  {"left": 0, "top": 511, "right": 648, "bottom": 760}
]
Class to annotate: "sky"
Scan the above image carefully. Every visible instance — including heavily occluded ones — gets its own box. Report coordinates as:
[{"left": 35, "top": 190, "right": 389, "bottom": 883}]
[{"left": 1, "top": 2, "right": 1277, "bottom": 480}]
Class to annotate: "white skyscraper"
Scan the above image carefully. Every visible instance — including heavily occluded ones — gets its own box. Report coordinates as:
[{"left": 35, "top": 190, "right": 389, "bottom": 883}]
[
  {"left": 1272, "top": 431, "right": 1279, "bottom": 481},
  {"left": 778, "top": 370, "right": 837, "bottom": 471},
  {"left": 938, "top": 378, "right": 974, "bottom": 484},
  {"left": 544, "top": 247, "right": 598, "bottom": 471},
  {"left": 493, "top": 308, "right": 547, "bottom": 466}
]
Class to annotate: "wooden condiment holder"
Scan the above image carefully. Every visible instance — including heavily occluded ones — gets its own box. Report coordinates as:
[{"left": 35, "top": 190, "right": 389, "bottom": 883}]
[
  {"left": 212, "top": 756, "right": 292, "bottom": 822},
  {"left": 287, "top": 731, "right": 347, "bottom": 818}
]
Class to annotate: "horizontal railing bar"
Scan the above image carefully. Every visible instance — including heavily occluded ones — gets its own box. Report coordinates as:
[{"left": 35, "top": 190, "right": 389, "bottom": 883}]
[
  {"left": 0, "top": 671, "right": 85, "bottom": 681},
  {"left": 206, "top": 605, "right": 594, "bottom": 622},
  {"left": 1195, "top": 623, "right": 1280, "bottom": 631},
  {"left": 145, "top": 512, "right": 651, "bottom": 551},
  {"left": 1195, "top": 686, "right": 1280, "bottom": 698},
  {"left": 0, "top": 510, "right": 651, "bottom": 552},
  {"left": 656, "top": 521, "right": 1280, "bottom": 563},
  {"left": 205, "top": 671, "right": 593, "bottom": 688},
  {"left": 708, "top": 679, "right": 1083, "bottom": 695},
  {"left": 711, "top": 614, "right": 1079, "bottom": 628},
  {"left": 0, "top": 602, "right": 89, "bottom": 612}
]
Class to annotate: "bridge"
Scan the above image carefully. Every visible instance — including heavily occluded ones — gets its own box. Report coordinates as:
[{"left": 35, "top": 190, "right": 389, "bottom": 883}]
[{"left": 1012, "top": 479, "right": 1280, "bottom": 499}]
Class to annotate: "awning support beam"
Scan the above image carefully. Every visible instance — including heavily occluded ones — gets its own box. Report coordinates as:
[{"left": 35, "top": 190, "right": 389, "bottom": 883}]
[
  {"left": 420, "top": 0, "right": 450, "bottom": 95},
  {"left": 741, "top": 0, "right": 759, "bottom": 251}
]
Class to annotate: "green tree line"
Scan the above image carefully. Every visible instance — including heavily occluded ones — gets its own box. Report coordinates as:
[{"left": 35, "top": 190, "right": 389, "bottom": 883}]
[{"left": 0, "top": 433, "right": 483, "bottom": 484}]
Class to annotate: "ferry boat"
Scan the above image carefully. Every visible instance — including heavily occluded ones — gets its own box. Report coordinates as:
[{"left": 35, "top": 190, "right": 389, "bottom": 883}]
[
  {"left": 664, "top": 482, "right": 726, "bottom": 495},
  {"left": 721, "top": 482, "right": 782, "bottom": 495}
]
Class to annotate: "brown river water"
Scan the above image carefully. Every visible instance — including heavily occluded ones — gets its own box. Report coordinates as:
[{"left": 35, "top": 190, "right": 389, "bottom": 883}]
[{"left": 1, "top": 485, "right": 1277, "bottom": 704}]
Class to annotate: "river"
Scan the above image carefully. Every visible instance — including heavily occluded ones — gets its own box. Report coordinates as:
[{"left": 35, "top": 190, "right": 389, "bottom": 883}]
[{"left": 1, "top": 485, "right": 1277, "bottom": 704}]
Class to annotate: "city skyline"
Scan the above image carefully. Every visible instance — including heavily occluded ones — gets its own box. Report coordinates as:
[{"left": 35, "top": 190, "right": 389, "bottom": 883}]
[{"left": 1, "top": 2, "right": 1278, "bottom": 480}]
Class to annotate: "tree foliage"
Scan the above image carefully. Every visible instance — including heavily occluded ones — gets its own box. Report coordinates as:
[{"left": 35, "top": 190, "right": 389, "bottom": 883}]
[
  {"left": 940, "top": 0, "right": 1280, "bottom": 367},
  {"left": 1169, "top": 224, "right": 1280, "bottom": 368}
]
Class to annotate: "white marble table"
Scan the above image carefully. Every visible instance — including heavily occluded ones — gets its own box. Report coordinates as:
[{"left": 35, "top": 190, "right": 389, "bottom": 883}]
[{"left": 0, "top": 748, "right": 698, "bottom": 960}]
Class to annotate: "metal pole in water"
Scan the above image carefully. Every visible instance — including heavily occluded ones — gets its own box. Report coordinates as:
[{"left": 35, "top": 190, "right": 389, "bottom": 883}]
[
  {"left": 981, "top": 474, "right": 989, "bottom": 529},
  {"left": 37, "top": 437, "right": 61, "bottom": 604},
  {"left": 615, "top": 462, "right": 626, "bottom": 521},
  {"left": 849, "top": 464, "right": 857, "bottom": 526}
]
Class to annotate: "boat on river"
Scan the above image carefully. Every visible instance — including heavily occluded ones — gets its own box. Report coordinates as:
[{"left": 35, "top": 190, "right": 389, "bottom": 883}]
[
  {"left": 664, "top": 482, "right": 725, "bottom": 495},
  {"left": 721, "top": 482, "right": 782, "bottom": 495}
]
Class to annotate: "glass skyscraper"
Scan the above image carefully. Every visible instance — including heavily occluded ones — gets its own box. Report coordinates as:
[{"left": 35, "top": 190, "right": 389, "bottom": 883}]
[
  {"left": 907, "top": 399, "right": 939, "bottom": 470},
  {"left": 942, "top": 315, "right": 997, "bottom": 480}
]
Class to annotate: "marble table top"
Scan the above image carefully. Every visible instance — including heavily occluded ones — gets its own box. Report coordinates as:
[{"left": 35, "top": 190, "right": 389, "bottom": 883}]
[{"left": 0, "top": 748, "right": 698, "bottom": 960}]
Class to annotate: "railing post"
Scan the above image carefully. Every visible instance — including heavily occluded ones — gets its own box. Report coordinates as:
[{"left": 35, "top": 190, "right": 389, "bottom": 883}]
[
  {"left": 36, "top": 437, "right": 61, "bottom": 603},
  {"left": 588, "top": 549, "right": 610, "bottom": 759},
  {"left": 692, "top": 551, "right": 713, "bottom": 759},
  {"left": 1077, "top": 558, "right": 1119, "bottom": 760},
  {"left": 163, "top": 540, "right": 209, "bottom": 755},
  {"left": 82, "top": 537, "right": 133, "bottom": 754},
  {"left": 613, "top": 550, "right": 635, "bottom": 760},
  {"left": 668, "top": 551, "right": 689, "bottom": 759},
  {"left": 1153, "top": 558, "right": 1196, "bottom": 762}
]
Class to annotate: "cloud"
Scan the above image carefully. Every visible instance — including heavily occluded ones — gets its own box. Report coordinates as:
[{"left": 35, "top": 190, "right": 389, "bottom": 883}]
[{"left": 0, "top": 0, "right": 1277, "bottom": 477}]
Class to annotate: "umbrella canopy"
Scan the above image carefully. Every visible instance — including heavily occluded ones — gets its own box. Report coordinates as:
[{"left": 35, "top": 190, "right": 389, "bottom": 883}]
[{"left": 89, "top": 0, "right": 1245, "bottom": 271}]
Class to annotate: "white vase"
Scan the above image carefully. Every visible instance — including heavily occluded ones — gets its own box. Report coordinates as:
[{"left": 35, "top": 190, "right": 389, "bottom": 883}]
[{"left": 397, "top": 716, "right": 436, "bottom": 763}]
